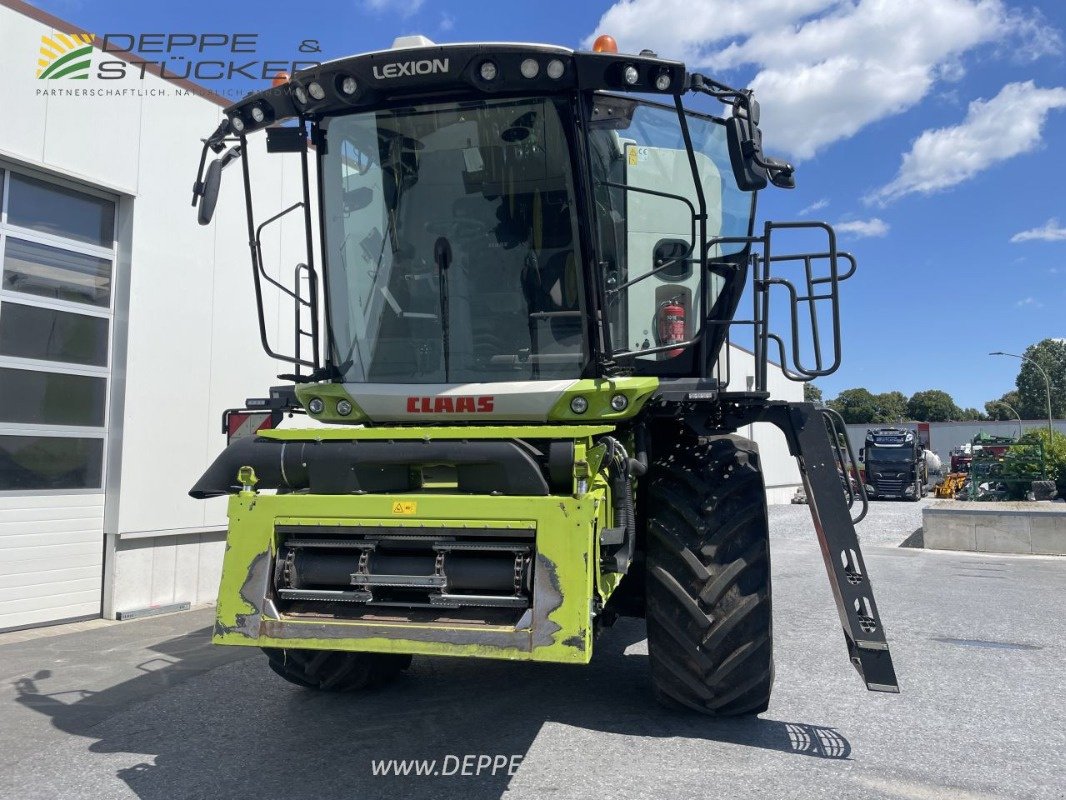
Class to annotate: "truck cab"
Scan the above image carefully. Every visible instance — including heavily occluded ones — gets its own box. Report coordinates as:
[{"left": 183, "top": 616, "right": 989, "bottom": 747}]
[{"left": 863, "top": 427, "right": 926, "bottom": 501}]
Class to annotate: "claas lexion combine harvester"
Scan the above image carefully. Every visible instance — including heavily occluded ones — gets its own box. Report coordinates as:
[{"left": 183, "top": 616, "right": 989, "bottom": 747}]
[{"left": 189, "top": 33, "right": 897, "bottom": 713}]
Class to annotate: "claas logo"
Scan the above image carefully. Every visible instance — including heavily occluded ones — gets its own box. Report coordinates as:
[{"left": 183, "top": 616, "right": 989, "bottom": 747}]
[
  {"left": 37, "top": 31, "right": 94, "bottom": 80},
  {"left": 406, "top": 396, "right": 495, "bottom": 413}
]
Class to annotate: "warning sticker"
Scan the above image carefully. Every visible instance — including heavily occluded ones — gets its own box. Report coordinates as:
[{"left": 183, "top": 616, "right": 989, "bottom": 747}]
[
  {"left": 391, "top": 501, "right": 418, "bottom": 516},
  {"left": 626, "top": 145, "right": 649, "bottom": 166}
]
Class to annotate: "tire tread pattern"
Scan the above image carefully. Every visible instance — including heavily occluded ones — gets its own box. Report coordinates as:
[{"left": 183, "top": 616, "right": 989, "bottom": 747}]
[
  {"left": 261, "top": 648, "right": 412, "bottom": 691},
  {"left": 645, "top": 433, "right": 774, "bottom": 716}
]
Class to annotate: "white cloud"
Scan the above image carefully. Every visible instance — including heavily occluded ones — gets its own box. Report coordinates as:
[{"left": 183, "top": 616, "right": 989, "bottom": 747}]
[
  {"left": 439, "top": 13, "right": 455, "bottom": 32},
  {"left": 868, "top": 81, "right": 1066, "bottom": 205},
  {"left": 1015, "top": 296, "right": 1043, "bottom": 308},
  {"left": 1011, "top": 218, "right": 1066, "bottom": 243},
  {"left": 834, "top": 218, "right": 889, "bottom": 238},
  {"left": 583, "top": 0, "right": 1058, "bottom": 159},
  {"left": 798, "top": 198, "right": 829, "bottom": 215},
  {"left": 365, "top": 0, "right": 424, "bottom": 17}
]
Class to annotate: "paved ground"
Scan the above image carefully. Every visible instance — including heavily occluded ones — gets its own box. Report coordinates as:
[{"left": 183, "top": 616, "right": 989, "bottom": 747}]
[{"left": 2, "top": 498, "right": 1063, "bottom": 800}]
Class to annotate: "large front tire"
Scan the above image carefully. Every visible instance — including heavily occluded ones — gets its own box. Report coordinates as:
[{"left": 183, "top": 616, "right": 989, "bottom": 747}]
[
  {"left": 262, "top": 648, "right": 412, "bottom": 691},
  {"left": 644, "top": 434, "right": 774, "bottom": 715}
]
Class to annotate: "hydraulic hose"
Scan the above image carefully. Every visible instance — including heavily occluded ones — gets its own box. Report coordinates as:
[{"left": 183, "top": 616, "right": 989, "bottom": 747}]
[
  {"left": 630, "top": 424, "right": 649, "bottom": 477},
  {"left": 601, "top": 436, "right": 637, "bottom": 570}
]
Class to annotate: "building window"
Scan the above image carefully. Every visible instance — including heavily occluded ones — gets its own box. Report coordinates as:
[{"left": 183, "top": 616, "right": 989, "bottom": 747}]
[{"left": 0, "top": 166, "right": 116, "bottom": 492}]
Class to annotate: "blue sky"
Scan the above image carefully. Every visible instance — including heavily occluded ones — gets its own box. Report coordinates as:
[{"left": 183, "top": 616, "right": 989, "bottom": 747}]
[{"left": 29, "top": 0, "right": 1066, "bottom": 409}]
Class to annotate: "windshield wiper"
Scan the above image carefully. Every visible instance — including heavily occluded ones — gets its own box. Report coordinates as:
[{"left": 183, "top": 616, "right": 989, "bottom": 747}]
[{"left": 434, "top": 236, "right": 453, "bottom": 382}]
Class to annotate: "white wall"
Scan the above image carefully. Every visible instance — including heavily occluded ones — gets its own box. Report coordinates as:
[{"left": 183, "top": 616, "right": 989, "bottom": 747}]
[
  {"left": 723, "top": 344, "right": 804, "bottom": 504},
  {"left": 0, "top": 4, "right": 311, "bottom": 619}
]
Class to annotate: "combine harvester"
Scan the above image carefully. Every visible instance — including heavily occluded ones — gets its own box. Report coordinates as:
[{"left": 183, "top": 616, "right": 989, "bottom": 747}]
[{"left": 188, "top": 34, "right": 897, "bottom": 712}]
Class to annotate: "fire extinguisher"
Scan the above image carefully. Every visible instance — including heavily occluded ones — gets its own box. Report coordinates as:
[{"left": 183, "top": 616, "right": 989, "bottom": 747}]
[{"left": 656, "top": 296, "right": 686, "bottom": 358}]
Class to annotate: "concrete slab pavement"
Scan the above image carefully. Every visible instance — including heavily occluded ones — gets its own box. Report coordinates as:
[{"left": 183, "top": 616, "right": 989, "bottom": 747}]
[{"left": 1, "top": 500, "right": 1063, "bottom": 800}]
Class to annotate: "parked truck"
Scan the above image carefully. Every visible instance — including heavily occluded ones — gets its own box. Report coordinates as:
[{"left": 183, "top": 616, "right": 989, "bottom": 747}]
[{"left": 862, "top": 427, "right": 927, "bottom": 501}]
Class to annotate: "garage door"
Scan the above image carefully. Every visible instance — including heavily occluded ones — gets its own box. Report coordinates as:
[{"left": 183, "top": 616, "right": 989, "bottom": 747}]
[{"left": 0, "top": 165, "right": 116, "bottom": 631}]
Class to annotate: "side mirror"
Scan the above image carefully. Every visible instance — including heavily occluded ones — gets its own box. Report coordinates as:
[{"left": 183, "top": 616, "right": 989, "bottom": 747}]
[
  {"left": 726, "top": 114, "right": 796, "bottom": 192},
  {"left": 726, "top": 116, "right": 768, "bottom": 192},
  {"left": 765, "top": 157, "right": 796, "bottom": 189},
  {"left": 197, "top": 159, "right": 222, "bottom": 226}
]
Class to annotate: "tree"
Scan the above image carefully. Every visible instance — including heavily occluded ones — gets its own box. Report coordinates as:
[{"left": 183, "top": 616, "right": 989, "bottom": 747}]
[
  {"left": 985, "top": 390, "right": 1021, "bottom": 421},
  {"left": 958, "top": 407, "right": 986, "bottom": 421},
  {"left": 828, "top": 388, "right": 880, "bottom": 423},
  {"left": 907, "top": 389, "right": 961, "bottom": 422},
  {"left": 1014, "top": 339, "right": 1066, "bottom": 420},
  {"left": 874, "top": 391, "right": 908, "bottom": 422},
  {"left": 804, "top": 383, "right": 823, "bottom": 403}
]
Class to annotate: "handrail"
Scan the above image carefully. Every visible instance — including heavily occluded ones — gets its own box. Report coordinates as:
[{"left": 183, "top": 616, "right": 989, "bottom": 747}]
[{"left": 821, "top": 406, "right": 869, "bottom": 524}]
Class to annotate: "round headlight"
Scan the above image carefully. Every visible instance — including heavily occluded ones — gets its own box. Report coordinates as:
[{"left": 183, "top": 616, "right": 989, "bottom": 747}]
[
  {"left": 340, "top": 76, "right": 358, "bottom": 96},
  {"left": 570, "top": 396, "right": 589, "bottom": 414},
  {"left": 623, "top": 65, "right": 639, "bottom": 85},
  {"left": 308, "top": 81, "right": 326, "bottom": 100},
  {"left": 293, "top": 85, "right": 308, "bottom": 105},
  {"left": 520, "top": 59, "right": 539, "bottom": 79},
  {"left": 546, "top": 59, "right": 565, "bottom": 79},
  {"left": 655, "top": 72, "right": 672, "bottom": 91},
  {"left": 479, "top": 61, "right": 498, "bottom": 81},
  {"left": 250, "top": 106, "right": 266, "bottom": 123},
  {"left": 336, "top": 399, "right": 353, "bottom": 416},
  {"left": 307, "top": 397, "right": 325, "bottom": 414},
  {"left": 229, "top": 115, "right": 245, "bottom": 133},
  {"left": 610, "top": 394, "right": 629, "bottom": 412}
]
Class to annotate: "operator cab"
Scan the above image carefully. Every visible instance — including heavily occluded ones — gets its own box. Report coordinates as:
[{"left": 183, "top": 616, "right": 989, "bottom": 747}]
[{"left": 191, "top": 35, "right": 796, "bottom": 401}]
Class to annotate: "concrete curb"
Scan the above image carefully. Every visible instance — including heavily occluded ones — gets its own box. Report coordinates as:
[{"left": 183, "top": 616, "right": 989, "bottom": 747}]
[{"left": 922, "top": 501, "right": 1066, "bottom": 555}]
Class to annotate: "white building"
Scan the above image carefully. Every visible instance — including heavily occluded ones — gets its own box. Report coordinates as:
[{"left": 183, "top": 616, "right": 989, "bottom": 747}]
[{"left": 0, "top": 0, "right": 800, "bottom": 631}]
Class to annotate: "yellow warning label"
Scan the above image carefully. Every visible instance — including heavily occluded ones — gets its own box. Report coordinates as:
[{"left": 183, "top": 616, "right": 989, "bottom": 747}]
[
  {"left": 391, "top": 501, "right": 417, "bottom": 516},
  {"left": 627, "top": 145, "right": 638, "bottom": 166}
]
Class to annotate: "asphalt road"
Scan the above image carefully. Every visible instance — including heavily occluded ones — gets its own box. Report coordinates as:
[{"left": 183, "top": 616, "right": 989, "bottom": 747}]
[{"left": 2, "top": 498, "right": 1063, "bottom": 800}]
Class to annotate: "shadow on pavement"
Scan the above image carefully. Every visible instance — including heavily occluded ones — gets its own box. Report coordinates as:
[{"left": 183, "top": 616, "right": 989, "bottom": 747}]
[{"left": 13, "top": 618, "right": 851, "bottom": 799}]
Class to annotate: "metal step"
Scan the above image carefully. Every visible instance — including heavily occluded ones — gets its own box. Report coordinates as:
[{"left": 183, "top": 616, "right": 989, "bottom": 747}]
[{"left": 754, "top": 401, "right": 899, "bottom": 693}]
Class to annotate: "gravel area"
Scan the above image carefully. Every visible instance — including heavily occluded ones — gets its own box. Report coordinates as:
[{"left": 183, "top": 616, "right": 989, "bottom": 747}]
[{"left": 770, "top": 496, "right": 931, "bottom": 548}]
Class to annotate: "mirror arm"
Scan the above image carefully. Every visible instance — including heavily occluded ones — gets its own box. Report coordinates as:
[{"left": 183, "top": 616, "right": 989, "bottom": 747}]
[
  {"left": 191, "top": 140, "right": 211, "bottom": 207},
  {"left": 691, "top": 72, "right": 795, "bottom": 187},
  {"left": 206, "top": 119, "right": 231, "bottom": 153},
  {"left": 688, "top": 73, "right": 743, "bottom": 102},
  {"left": 219, "top": 144, "right": 243, "bottom": 169},
  {"left": 749, "top": 147, "right": 794, "bottom": 180},
  {"left": 190, "top": 120, "right": 237, "bottom": 206}
]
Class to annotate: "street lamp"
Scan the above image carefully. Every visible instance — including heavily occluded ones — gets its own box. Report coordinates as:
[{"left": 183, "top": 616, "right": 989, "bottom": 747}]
[
  {"left": 989, "top": 351, "right": 1054, "bottom": 439},
  {"left": 989, "top": 400, "right": 1023, "bottom": 439}
]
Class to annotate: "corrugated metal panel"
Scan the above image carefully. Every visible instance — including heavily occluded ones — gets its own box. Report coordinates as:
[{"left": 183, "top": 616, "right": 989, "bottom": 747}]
[{"left": 0, "top": 494, "right": 103, "bottom": 629}]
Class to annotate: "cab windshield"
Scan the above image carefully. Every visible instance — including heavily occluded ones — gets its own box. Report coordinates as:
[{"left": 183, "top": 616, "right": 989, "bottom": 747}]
[
  {"left": 321, "top": 96, "right": 586, "bottom": 384},
  {"left": 867, "top": 447, "right": 913, "bottom": 463}
]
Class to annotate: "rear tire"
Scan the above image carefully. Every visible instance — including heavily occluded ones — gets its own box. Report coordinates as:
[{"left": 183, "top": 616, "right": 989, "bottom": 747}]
[
  {"left": 644, "top": 434, "right": 774, "bottom": 715},
  {"left": 262, "top": 648, "right": 412, "bottom": 691}
]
